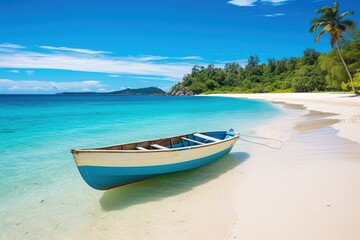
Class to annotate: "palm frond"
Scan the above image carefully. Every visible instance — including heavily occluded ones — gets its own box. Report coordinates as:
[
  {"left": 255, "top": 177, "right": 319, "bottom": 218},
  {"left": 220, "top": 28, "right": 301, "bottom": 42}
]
[
  {"left": 310, "top": 17, "right": 320, "bottom": 24},
  {"left": 333, "top": 2, "right": 339, "bottom": 18},
  {"left": 339, "top": 10, "right": 354, "bottom": 20},
  {"left": 309, "top": 22, "right": 327, "bottom": 33},
  {"left": 315, "top": 6, "right": 331, "bottom": 14},
  {"left": 337, "top": 24, "right": 346, "bottom": 32},
  {"left": 310, "top": 1, "right": 355, "bottom": 49},
  {"left": 315, "top": 28, "right": 327, "bottom": 43},
  {"left": 341, "top": 20, "right": 356, "bottom": 29}
]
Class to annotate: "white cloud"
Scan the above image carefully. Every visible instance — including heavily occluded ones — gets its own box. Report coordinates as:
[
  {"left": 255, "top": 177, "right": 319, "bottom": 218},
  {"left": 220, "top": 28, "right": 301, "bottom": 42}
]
[
  {"left": 227, "top": 0, "right": 257, "bottom": 7},
  {"left": 39, "top": 45, "right": 110, "bottom": 55},
  {"left": 0, "top": 46, "right": 193, "bottom": 80},
  {"left": 228, "top": 0, "right": 289, "bottom": 7},
  {"left": 262, "top": 0, "right": 289, "bottom": 5},
  {"left": 0, "top": 79, "right": 106, "bottom": 92},
  {"left": 97, "top": 88, "right": 108, "bottom": 92},
  {"left": 0, "top": 43, "right": 233, "bottom": 89},
  {"left": 264, "top": 13, "right": 286, "bottom": 17},
  {"left": 108, "top": 74, "right": 121, "bottom": 78},
  {"left": 10, "top": 85, "right": 20, "bottom": 90},
  {"left": 126, "top": 55, "right": 169, "bottom": 61},
  {"left": 0, "top": 43, "right": 25, "bottom": 49},
  {"left": 125, "top": 55, "right": 203, "bottom": 61},
  {"left": 176, "top": 56, "right": 203, "bottom": 60}
]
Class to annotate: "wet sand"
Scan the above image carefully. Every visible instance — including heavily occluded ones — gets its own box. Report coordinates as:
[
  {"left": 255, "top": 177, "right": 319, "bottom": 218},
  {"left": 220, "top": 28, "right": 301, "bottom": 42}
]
[
  {"left": 214, "top": 93, "right": 360, "bottom": 240},
  {"left": 216, "top": 93, "right": 360, "bottom": 143}
]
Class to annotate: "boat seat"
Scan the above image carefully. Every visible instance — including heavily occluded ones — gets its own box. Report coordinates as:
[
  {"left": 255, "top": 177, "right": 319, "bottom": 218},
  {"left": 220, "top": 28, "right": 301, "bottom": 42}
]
[
  {"left": 181, "top": 137, "right": 205, "bottom": 145},
  {"left": 135, "top": 146, "right": 148, "bottom": 151},
  {"left": 193, "top": 133, "right": 221, "bottom": 142},
  {"left": 150, "top": 144, "right": 169, "bottom": 150}
]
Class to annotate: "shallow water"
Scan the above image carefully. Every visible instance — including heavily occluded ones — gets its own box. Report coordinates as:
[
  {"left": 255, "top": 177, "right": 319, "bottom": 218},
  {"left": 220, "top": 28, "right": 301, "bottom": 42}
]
[{"left": 0, "top": 95, "right": 280, "bottom": 239}]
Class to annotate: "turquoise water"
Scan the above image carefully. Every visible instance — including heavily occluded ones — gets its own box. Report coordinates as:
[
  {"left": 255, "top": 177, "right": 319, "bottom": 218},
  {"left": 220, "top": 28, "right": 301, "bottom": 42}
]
[{"left": 0, "top": 94, "right": 280, "bottom": 238}]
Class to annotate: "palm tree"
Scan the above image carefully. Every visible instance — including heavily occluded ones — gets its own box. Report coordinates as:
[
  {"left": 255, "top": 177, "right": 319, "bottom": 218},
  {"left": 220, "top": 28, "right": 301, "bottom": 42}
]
[{"left": 310, "top": 2, "right": 357, "bottom": 94}]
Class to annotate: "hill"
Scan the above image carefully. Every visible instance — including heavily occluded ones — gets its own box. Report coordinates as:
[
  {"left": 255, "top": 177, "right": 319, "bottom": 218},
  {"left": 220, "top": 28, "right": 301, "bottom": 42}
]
[
  {"left": 111, "top": 87, "right": 165, "bottom": 95},
  {"left": 57, "top": 87, "right": 165, "bottom": 95}
]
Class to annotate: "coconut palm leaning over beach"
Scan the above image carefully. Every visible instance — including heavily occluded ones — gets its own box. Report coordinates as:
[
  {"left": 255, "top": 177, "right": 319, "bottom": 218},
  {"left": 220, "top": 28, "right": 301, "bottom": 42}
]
[{"left": 310, "top": 2, "right": 358, "bottom": 94}]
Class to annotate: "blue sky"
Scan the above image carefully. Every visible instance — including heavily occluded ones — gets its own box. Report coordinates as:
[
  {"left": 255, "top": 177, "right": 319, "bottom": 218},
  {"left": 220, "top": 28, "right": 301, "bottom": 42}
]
[{"left": 0, "top": 0, "right": 359, "bottom": 93}]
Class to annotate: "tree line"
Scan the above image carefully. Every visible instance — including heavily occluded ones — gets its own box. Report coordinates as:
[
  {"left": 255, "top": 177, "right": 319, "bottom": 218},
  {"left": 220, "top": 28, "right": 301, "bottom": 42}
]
[{"left": 171, "top": 2, "right": 359, "bottom": 94}]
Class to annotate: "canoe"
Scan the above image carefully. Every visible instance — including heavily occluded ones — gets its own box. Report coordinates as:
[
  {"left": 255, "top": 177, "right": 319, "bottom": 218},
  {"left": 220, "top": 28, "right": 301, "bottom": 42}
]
[{"left": 71, "top": 130, "right": 239, "bottom": 190}]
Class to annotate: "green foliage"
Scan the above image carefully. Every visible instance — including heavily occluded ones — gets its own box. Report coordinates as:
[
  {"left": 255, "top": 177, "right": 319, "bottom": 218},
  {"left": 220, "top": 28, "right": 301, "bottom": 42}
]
[
  {"left": 188, "top": 81, "right": 207, "bottom": 94},
  {"left": 309, "top": 2, "right": 355, "bottom": 48},
  {"left": 318, "top": 52, "right": 346, "bottom": 90},
  {"left": 318, "top": 31, "right": 360, "bottom": 90},
  {"left": 246, "top": 55, "right": 260, "bottom": 69},
  {"left": 302, "top": 48, "right": 320, "bottom": 65},
  {"left": 343, "top": 69, "right": 360, "bottom": 91},
  {"left": 291, "top": 65, "right": 326, "bottom": 92},
  {"left": 171, "top": 31, "right": 360, "bottom": 94},
  {"left": 309, "top": 2, "right": 358, "bottom": 93},
  {"left": 354, "top": 70, "right": 360, "bottom": 87}
]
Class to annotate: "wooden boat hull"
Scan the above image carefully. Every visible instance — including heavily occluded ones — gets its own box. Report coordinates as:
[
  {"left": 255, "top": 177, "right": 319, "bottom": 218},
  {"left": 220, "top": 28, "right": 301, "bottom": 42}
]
[{"left": 71, "top": 131, "right": 239, "bottom": 190}]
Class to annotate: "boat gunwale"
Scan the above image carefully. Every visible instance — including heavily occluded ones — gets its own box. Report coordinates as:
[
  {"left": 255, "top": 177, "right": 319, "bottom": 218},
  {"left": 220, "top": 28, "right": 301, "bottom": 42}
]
[{"left": 71, "top": 131, "right": 239, "bottom": 154}]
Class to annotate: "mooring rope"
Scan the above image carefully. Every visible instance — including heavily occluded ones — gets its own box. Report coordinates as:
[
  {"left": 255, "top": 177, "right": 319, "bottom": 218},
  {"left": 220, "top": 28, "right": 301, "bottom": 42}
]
[{"left": 238, "top": 134, "right": 283, "bottom": 149}]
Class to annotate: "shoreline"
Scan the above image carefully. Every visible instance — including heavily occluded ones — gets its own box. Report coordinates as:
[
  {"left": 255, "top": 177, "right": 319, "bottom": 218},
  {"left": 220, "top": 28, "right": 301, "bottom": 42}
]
[
  {"left": 208, "top": 93, "right": 360, "bottom": 144},
  {"left": 209, "top": 93, "right": 360, "bottom": 240},
  {"left": 4, "top": 93, "right": 359, "bottom": 240}
]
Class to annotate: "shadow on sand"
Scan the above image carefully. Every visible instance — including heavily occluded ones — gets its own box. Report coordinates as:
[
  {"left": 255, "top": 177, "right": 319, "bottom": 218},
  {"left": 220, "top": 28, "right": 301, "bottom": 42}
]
[{"left": 99, "top": 152, "right": 249, "bottom": 211}]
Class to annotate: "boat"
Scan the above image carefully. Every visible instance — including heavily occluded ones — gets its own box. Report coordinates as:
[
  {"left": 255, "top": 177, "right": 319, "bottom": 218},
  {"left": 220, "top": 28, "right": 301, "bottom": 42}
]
[{"left": 71, "top": 130, "right": 239, "bottom": 190}]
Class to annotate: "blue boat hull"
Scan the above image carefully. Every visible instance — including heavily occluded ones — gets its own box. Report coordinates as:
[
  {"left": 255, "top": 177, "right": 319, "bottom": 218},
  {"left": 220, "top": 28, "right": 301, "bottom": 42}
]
[{"left": 78, "top": 146, "right": 233, "bottom": 190}]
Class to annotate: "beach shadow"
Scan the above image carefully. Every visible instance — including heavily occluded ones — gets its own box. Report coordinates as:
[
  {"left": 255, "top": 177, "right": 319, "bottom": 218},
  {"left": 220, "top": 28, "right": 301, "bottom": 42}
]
[{"left": 99, "top": 152, "right": 249, "bottom": 211}]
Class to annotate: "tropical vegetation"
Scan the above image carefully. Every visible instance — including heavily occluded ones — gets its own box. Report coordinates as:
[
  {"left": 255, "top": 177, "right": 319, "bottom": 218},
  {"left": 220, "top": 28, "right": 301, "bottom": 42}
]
[
  {"left": 310, "top": 2, "right": 357, "bottom": 94},
  {"left": 171, "top": 2, "right": 359, "bottom": 95}
]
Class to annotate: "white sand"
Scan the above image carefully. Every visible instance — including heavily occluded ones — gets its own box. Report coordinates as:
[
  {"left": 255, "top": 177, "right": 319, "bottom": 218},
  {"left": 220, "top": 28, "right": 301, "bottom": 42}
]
[
  {"left": 210, "top": 93, "right": 360, "bottom": 240},
  {"left": 80, "top": 93, "right": 360, "bottom": 240},
  {"left": 211, "top": 93, "right": 360, "bottom": 144}
]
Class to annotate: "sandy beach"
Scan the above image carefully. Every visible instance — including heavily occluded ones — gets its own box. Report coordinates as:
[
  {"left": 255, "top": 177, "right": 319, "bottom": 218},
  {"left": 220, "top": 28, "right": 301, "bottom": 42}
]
[
  {"left": 215, "top": 93, "right": 360, "bottom": 144},
  {"left": 78, "top": 93, "right": 360, "bottom": 240},
  {"left": 215, "top": 93, "right": 360, "bottom": 240}
]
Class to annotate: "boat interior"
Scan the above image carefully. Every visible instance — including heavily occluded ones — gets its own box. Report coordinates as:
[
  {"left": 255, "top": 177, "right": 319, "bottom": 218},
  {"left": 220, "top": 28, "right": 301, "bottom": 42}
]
[{"left": 95, "top": 131, "right": 237, "bottom": 151}]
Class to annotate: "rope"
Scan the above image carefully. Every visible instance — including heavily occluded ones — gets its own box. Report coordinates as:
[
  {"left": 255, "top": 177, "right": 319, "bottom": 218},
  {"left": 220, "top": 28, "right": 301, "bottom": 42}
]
[{"left": 238, "top": 133, "right": 283, "bottom": 150}]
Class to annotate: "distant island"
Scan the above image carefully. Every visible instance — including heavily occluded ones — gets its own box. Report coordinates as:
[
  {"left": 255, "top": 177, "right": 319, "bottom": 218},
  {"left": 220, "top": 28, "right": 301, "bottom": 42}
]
[{"left": 57, "top": 87, "right": 165, "bottom": 95}]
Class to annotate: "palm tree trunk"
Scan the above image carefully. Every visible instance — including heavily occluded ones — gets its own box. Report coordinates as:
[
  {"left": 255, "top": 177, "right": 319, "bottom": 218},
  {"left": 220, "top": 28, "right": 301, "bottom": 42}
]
[{"left": 335, "top": 41, "right": 358, "bottom": 94}]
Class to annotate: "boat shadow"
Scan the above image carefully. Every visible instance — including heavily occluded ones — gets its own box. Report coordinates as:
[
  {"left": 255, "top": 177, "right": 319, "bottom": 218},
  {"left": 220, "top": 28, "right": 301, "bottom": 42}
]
[{"left": 99, "top": 151, "right": 249, "bottom": 211}]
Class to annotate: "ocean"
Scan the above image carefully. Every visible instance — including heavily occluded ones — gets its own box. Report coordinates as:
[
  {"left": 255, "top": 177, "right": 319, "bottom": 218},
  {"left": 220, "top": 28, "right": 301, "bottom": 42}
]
[{"left": 0, "top": 94, "right": 280, "bottom": 239}]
